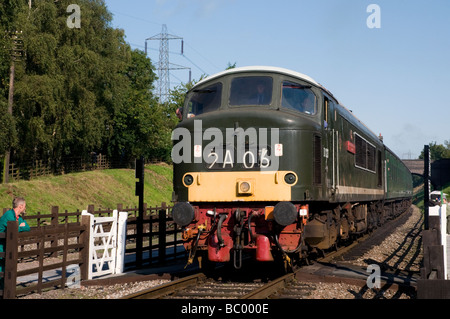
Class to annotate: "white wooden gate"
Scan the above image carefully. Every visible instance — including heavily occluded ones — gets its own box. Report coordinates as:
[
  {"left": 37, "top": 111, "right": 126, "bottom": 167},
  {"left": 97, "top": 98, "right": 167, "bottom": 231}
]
[{"left": 82, "top": 210, "right": 128, "bottom": 279}]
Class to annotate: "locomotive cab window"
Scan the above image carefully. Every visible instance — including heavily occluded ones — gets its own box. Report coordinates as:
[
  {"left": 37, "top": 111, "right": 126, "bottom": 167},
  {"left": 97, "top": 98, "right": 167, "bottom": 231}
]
[
  {"left": 281, "top": 81, "right": 316, "bottom": 115},
  {"left": 229, "top": 76, "right": 273, "bottom": 106},
  {"left": 186, "top": 82, "right": 222, "bottom": 117}
]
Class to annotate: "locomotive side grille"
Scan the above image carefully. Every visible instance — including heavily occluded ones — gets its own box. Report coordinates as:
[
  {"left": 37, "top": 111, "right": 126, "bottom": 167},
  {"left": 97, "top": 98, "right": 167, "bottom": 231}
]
[
  {"left": 313, "top": 135, "right": 322, "bottom": 184},
  {"left": 367, "top": 144, "right": 376, "bottom": 172},
  {"left": 355, "top": 133, "right": 376, "bottom": 173},
  {"left": 355, "top": 134, "right": 366, "bottom": 168}
]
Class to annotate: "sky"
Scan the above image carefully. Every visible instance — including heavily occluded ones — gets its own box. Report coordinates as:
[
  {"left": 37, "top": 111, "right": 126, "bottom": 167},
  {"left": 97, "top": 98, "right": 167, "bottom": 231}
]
[{"left": 104, "top": 0, "right": 450, "bottom": 160}]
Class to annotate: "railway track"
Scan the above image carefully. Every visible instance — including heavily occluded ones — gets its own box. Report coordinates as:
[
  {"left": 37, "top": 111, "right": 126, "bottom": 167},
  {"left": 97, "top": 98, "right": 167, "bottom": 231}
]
[
  {"left": 122, "top": 238, "right": 356, "bottom": 300},
  {"left": 122, "top": 270, "right": 311, "bottom": 299},
  {"left": 122, "top": 207, "right": 416, "bottom": 300}
]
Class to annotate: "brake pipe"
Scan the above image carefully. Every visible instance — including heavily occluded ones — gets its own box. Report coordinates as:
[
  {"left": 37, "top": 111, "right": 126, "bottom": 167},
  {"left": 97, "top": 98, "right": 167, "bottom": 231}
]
[{"left": 217, "top": 214, "right": 227, "bottom": 247}]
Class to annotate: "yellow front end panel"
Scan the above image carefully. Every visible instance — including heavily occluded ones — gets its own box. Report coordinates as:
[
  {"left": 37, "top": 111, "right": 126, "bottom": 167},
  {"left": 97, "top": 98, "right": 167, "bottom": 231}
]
[{"left": 183, "top": 171, "right": 297, "bottom": 202}]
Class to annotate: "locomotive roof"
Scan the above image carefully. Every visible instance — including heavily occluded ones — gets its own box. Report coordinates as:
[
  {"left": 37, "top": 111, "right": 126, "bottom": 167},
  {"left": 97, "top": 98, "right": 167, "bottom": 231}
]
[
  {"left": 196, "top": 66, "right": 321, "bottom": 87},
  {"left": 195, "top": 66, "right": 341, "bottom": 104},
  {"left": 194, "top": 66, "right": 382, "bottom": 147}
]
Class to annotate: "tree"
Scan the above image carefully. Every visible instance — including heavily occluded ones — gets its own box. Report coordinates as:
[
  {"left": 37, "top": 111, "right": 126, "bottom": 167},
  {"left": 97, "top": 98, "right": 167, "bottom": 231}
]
[
  {"left": 0, "top": 100, "right": 17, "bottom": 155},
  {"left": 0, "top": 0, "right": 181, "bottom": 174},
  {"left": 226, "top": 62, "right": 237, "bottom": 70},
  {"left": 107, "top": 49, "right": 158, "bottom": 160},
  {"left": 0, "top": 0, "right": 22, "bottom": 30},
  {"left": 0, "top": 1, "right": 21, "bottom": 159},
  {"left": 419, "top": 141, "right": 450, "bottom": 160},
  {"left": 10, "top": 1, "right": 116, "bottom": 165},
  {"left": 1, "top": 0, "right": 162, "bottom": 168}
]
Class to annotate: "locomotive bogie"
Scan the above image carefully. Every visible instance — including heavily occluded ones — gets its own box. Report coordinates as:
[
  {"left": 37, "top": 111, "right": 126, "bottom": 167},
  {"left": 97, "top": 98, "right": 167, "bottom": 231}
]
[{"left": 177, "top": 203, "right": 309, "bottom": 264}]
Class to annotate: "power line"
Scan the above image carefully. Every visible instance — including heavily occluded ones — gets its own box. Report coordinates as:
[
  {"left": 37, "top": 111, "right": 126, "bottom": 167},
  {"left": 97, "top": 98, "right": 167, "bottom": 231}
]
[
  {"left": 110, "top": 10, "right": 161, "bottom": 27},
  {"left": 131, "top": 42, "right": 182, "bottom": 56},
  {"left": 181, "top": 53, "right": 207, "bottom": 75},
  {"left": 169, "top": 72, "right": 185, "bottom": 85},
  {"left": 182, "top": 41, "right": 221, "bottom": 72}
]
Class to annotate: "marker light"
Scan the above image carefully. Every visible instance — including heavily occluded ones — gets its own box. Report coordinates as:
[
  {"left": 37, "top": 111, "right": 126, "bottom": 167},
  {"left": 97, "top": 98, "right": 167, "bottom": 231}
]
[
  {"left": 183, "top": 174, "right": 194, "bottom": 186},
  {"left": 240, "top": 181, "right": 251, "bottom": 193},
  {"left": 284, "top": 173, "right": 297, "bottom": 185}
]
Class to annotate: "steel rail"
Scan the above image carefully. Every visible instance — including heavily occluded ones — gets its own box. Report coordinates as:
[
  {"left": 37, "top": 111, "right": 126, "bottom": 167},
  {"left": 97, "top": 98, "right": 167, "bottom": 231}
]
[
  {"left": 318, "top": 234, "right": 369, "bottom": 263},
  {"left": 121, "top": 237, "right": 373, "bottom": 300},
  {"left": 122, "top": 272, "right": 207, "bottom": 299},
  {"left": 242, "top": 272, "right": 296, "bottom": 299},
  {"left": 241, "top": 237, "right": 371, "bottom": 300}
]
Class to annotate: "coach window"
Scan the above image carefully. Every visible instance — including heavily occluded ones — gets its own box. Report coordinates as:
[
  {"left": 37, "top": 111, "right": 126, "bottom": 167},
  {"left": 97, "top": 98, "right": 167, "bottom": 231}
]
[
  {"left": 186, "top": 82, "right": 222, "bottom": 117},
  {"left": 281, "top": 81, "right": 316, "bottom": 115},
  {"left": 229, "top": 76, "right": 273, "bottom": 106}
]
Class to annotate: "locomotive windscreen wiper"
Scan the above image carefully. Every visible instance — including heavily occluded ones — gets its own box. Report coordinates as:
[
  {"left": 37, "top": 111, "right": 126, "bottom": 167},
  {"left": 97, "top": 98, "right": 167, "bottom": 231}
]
[
  {"left": 193, "top": 89, "right": 216, "bottom": 93},
  {"left": 283, "top": 84, "right": 311, "bottom": 89}
]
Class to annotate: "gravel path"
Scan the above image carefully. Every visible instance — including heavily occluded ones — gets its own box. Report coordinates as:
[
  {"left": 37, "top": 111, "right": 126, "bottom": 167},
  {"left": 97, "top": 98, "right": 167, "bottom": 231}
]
[
  {"left": 19, "top": 279, "right": 170, "bottom": 299},
  {"left": 19, "top": 205, "right": 423, "bottom": 299},
  {"left": 301, "top": 205, "right": 422, "bottom": 299},
  {"left": 351, "top": 205, "right": 422, "bottom": 273}
]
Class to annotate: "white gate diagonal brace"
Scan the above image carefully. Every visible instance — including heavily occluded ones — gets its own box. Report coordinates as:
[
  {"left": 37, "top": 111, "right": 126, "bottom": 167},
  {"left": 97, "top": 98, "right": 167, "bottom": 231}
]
[{"left": 82, "top": 210, "right": 128, "bottom": 279}]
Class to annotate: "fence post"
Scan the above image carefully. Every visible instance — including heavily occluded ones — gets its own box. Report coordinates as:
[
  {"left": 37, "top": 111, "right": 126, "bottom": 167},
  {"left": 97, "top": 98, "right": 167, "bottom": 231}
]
[
  {"left": 158, "top": 207, "right": 166, "bottom": 264},
  {"left": 135, "top": 157, "right": 144, "bottom": 268},
  {"left": 79, "top": 214, "right": 91, "bottom": 281},
  {"left": 3, "top": 221, "right": 18, "bottom": 299},
  {"left": 115, "top": 212, "right": 128, "bottom": 274},
  {"left": 50, "top": 206, "right": 59, "bottom": 257}
]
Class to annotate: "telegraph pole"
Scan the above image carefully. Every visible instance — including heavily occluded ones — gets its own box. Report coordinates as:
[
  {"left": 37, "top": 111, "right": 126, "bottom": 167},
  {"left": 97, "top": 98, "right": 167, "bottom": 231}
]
[
  {"left": 145, "top": 24, "right": 190, "bottom": 104},
  {"left": 3, "top": 31, "right": 24, "bottom": 183}
]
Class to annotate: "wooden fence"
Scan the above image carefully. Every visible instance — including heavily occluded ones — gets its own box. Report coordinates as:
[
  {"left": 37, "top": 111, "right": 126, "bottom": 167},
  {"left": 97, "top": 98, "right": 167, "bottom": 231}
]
[
  {"left": 4, "top": 155, "right": 166, "bottom": 183},
  {"left": 5, "top": 154, "right": 117, "bottom": 182},
  {"left": 0, "top": 218, "right": 90, "bottom": 298},
  {"left": 124, "top": 202, "right": 184, "bottom": 268},
  {"left": 0, "top": 203, "right": 184, "bottom": 299}
]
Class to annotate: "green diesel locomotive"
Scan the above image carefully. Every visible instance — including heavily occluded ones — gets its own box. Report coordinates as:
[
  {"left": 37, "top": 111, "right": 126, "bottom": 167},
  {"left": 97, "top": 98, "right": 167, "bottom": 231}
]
[{"left": 171, "top": 66, "right": 412, "bottom": 269}]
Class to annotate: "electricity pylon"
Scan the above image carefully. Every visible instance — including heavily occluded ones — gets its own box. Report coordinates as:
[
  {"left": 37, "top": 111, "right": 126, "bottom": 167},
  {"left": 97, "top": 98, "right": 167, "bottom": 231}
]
[{"left": 145, "top": 24, "right": 190, "bottom": 104}]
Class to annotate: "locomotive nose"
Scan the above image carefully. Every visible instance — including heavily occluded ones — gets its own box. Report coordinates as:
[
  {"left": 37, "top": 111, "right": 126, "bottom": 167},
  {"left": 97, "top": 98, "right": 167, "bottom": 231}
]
[{"left": 171, "top": 202, "right": 195, "bottom": 226}]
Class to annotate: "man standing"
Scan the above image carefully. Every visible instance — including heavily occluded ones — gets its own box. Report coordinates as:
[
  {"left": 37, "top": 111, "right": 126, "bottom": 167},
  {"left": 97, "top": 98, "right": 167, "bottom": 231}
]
[{"left": 0, "top": 197, "right": 30, "bottom": 289}]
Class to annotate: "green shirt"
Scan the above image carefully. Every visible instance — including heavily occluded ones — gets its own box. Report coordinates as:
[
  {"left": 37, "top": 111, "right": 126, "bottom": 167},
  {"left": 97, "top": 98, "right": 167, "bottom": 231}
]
[
  {"left": 1, "top": 209, "right": 30, "bottom": 287},
  {"left": 0, "top": 209, "right": 30, "bottom": 253}
]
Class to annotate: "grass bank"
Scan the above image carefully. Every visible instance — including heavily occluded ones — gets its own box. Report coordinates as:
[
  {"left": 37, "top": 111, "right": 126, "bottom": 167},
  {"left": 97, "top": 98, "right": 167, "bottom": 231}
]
[{"left": 0, "top": 163, "right": 173, "bottom": 215}]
